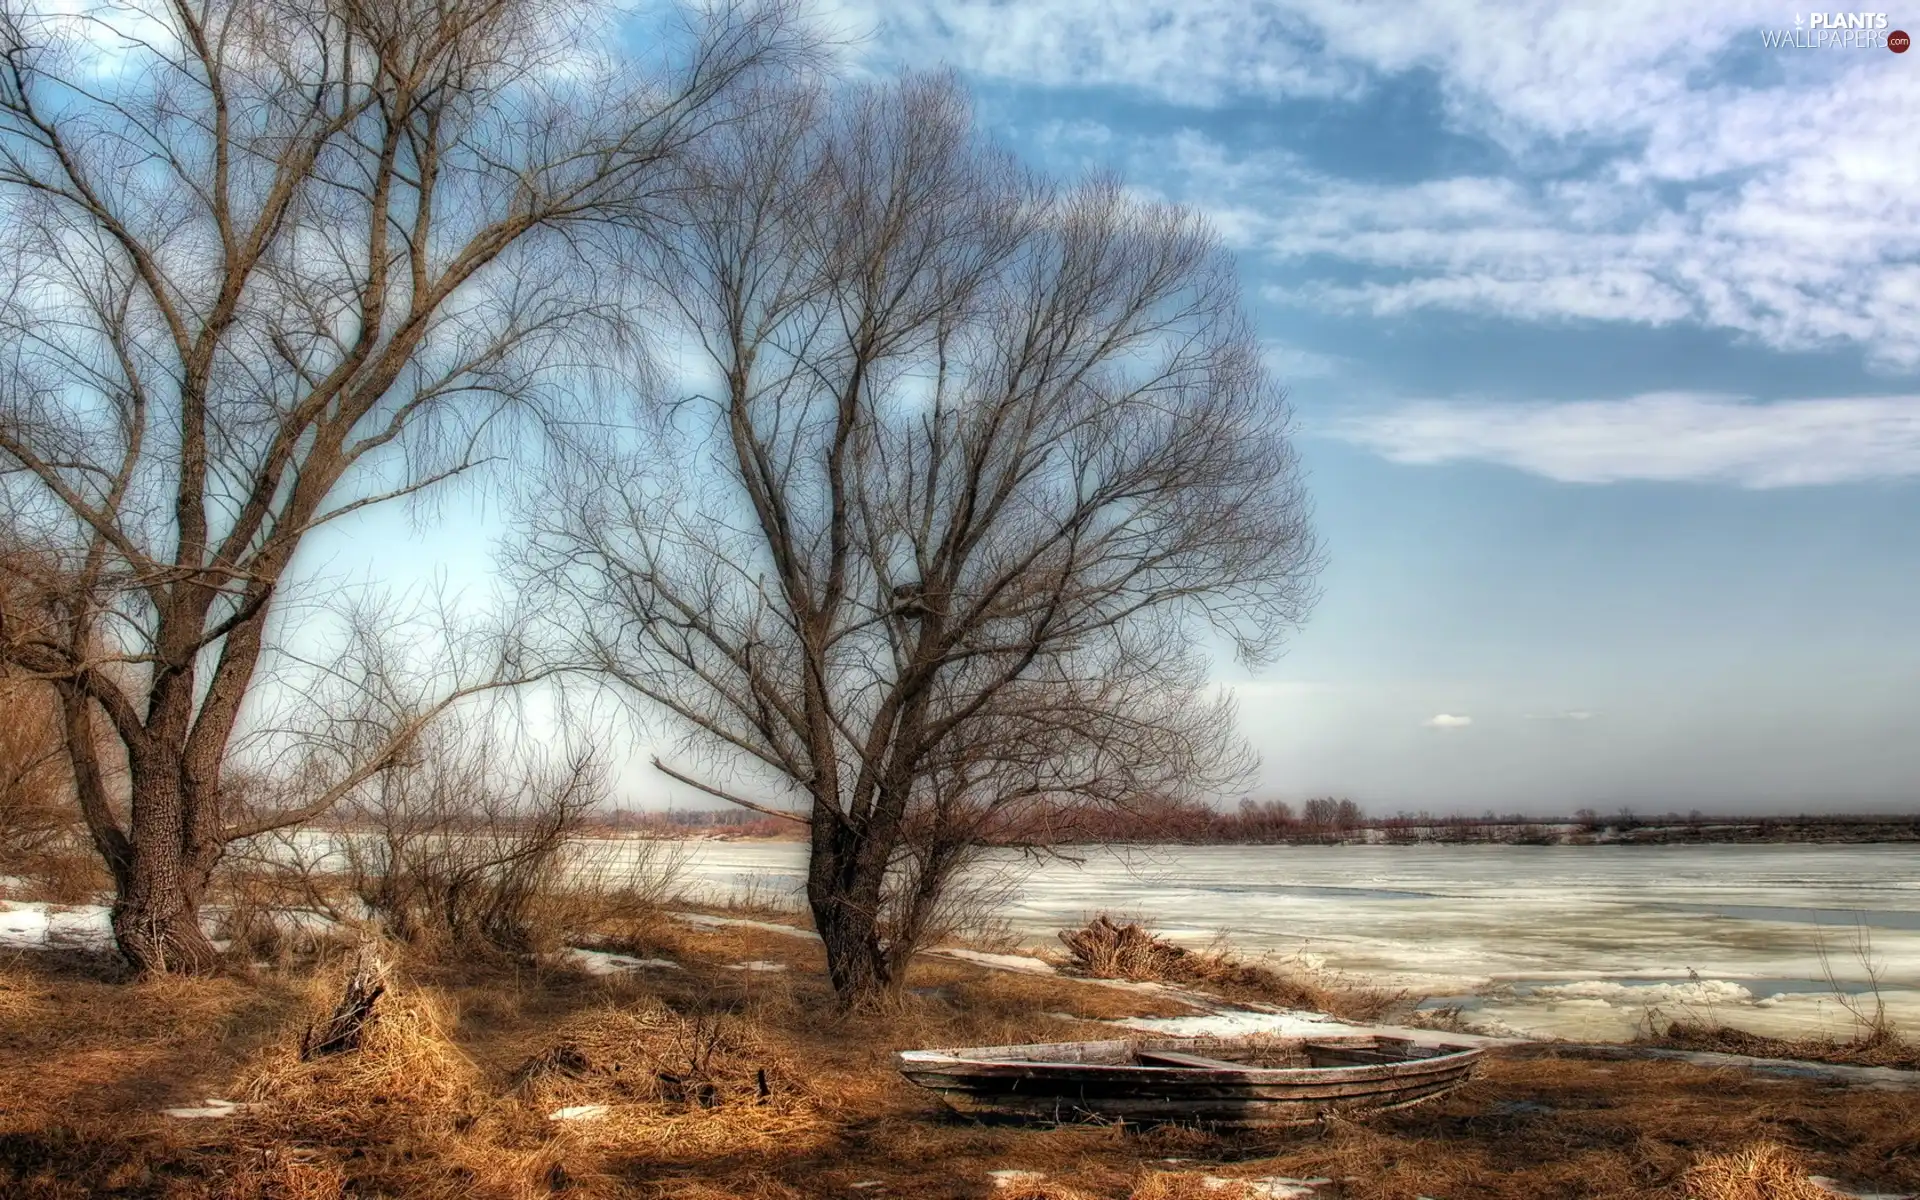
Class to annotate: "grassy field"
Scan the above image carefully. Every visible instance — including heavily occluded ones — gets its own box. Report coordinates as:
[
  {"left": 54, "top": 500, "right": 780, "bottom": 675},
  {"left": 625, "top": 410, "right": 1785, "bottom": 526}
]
[{"left": 1, "top": 914, "right": 1916, "bottom": 1200}]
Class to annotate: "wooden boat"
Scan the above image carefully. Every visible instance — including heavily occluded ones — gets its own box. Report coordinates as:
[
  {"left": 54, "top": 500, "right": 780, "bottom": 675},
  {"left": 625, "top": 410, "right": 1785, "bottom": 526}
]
[{"left": 896, "top": 1033, "right": 1483, "bottom": 1127}]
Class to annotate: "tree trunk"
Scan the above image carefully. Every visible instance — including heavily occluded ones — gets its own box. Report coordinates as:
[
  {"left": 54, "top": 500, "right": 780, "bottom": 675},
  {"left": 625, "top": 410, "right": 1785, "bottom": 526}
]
[
  {"left": 806, "top": 822, "right": 894, "bottom": 1010},
  {"left": 110, "top": 763, "right": 220, "bottom": 975}
]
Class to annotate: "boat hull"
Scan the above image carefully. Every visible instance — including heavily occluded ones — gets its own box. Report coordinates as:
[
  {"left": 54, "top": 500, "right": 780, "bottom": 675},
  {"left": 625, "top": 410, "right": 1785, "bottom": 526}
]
[{"left": 897, "top": 1034, "right": 1483, "bottom": 1127}]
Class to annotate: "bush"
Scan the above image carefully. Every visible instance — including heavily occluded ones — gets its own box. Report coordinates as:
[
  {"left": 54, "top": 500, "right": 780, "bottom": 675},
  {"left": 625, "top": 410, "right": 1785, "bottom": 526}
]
[
  {"left": 0, "top": 673, "right": 106, "bottom": 903},
  {"left": 335, "top": 723, "right": 684, "bottom": 960},
  {"left": 1057, "top": 914, "right": 1407, "bottom": 1023},
  {"left": 215, "top": 716, "right": 685, "bottom": 965}
]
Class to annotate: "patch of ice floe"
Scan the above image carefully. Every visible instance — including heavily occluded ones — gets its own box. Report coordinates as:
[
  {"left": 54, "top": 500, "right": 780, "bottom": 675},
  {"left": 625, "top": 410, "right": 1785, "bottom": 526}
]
[
  {"left": 1534, "top": 979, "right": 1753, "bottom": 1006},
  {"left": 1115, "top": 1009, "right": 1359, "bottom": 1039}
]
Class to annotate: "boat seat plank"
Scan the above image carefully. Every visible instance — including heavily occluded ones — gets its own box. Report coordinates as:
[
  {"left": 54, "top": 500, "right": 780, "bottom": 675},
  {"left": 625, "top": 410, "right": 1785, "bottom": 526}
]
[{"left": 1136, "top": 1049, "right": 1249, "bottom": 1070}]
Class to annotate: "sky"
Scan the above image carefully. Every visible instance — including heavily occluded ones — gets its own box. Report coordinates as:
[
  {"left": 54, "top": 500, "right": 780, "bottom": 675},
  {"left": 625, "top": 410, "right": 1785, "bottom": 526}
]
[{"left": 318, "top": 1, "right": 1920, "bottom": 815}]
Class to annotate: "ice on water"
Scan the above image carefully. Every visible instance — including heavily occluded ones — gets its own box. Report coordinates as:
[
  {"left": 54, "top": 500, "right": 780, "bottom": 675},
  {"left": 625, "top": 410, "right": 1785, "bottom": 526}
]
[{"left": 672, "top": 841, "right": 1920, "bottom": 1040}]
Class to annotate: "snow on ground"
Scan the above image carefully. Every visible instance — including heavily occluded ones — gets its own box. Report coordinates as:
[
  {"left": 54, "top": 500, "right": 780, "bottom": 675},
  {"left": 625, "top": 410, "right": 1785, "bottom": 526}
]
[
  {"left": 0, "top": 901, "right": 113, "bottom": 950},
  {"left": 988, "top": 1170, "right": 1046, "bottom": 1189},
  {"left": 561, "top": 948, "right": 681, "bottom": 975},
  {"left": 931, "top": 948, "right": 1058, "bottom": 974},
  {"left": 162, "top": 1098, "right": 251, "bottom": 1119},
  {"left": 723, "top": 960, "right": 788, "bottom": 972},
  {"left": 672, "top": 911, "right": 817, "bottom": 939},
  {"left": 547, "top": 1105, "right": 610, "bottom": 1121}
]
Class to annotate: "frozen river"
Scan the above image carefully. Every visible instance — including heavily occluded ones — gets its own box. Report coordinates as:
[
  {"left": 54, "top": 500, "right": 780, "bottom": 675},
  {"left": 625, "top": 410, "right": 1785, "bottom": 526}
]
[{"left": 675, "top": 841, "right": 1920, "bottom": 1040}]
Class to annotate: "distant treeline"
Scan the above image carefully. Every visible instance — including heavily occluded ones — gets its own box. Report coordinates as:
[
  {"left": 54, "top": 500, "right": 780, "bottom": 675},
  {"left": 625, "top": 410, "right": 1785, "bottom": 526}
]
[
  {"left": 574, "top": 798, "right": 1920, "bottom": 846},
  {"left": 592, "top": 807, "right": 799, "bottom": 840},
  {"left": 981, "top": 797, "right": 1920, "bottom": 846}
]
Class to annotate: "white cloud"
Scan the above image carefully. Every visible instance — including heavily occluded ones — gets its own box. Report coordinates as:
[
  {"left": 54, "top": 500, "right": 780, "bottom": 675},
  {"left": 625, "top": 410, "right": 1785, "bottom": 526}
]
[
  {"left": 1261, "top": 338, "right": 1343, "bottom": 381},
  {"left": 1335, "top": 392, "right": 1920, "bottom": 487},
  {"left": 835, "top": 0, "right": 1920, "bottom": 370},
  {"left": 1423, "top": 713, "right": 1473, "bottom": 728},
  {"left": 829, "top": 0, "right": 1364, "bottom": 105}
]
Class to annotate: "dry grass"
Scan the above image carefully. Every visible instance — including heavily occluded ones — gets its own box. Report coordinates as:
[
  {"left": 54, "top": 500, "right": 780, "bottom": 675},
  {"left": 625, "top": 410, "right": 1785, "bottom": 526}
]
[
  {"left": 1127, "top": 1171, "right": 1259, "bottom": 1199},
  {"left": 3, "top": 915, "right": 1918, "bottom": 1200},
  {"left": 1057, "top": 915, "right": 1406, "bottom": 1023},
  {"left": 1680, "top": 1141, "right": 1833, "bottom": 1200},
  {"left": 1654, "top": 1018, "right": 1920, "bottom": 1071},
  {"left": 229, "top": 958, "right": 561, "bottom": 1200},
  {"left": 510, "top": 999, "right": 832, "bottom": 1161}
]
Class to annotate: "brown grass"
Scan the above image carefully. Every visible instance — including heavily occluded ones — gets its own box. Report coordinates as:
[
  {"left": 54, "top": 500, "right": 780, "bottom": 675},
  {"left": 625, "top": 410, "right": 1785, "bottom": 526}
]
[
  {"left": 1128, "top": 1171, "right": 1259, "bottom": 1199},
  {"left": 1057, "top": 915, "right": 1407, "bottom": 1023},
  {"left": 1654, "top": 1018, "right": 1920, "bottom": 1071},
  {"left": 228, "top": 958, "right": 563, "bottom": 1200},
  {"left": 510, "top": 999, "right": 832, "bottom": 1161},
  {"left": 3, "top": 914, "right": 1918, "bottom": 1200},
  {"left": 1680, "top": 1141, "right": 1833, "bottom": 1200}
]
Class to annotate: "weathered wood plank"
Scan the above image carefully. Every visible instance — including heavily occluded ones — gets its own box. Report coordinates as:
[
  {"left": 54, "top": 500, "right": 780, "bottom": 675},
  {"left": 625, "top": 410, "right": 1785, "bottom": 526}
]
[
  {"left": 1136, "top": 1049, "right": 1250, "bottom": 1070},
  {"left": 896, "top": 1033, "right": 1482, "bottom": 1126}
]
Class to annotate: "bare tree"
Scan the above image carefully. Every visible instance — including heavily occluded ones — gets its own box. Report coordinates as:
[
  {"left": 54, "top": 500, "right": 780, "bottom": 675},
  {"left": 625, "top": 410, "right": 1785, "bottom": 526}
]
[
  {"left": 524, "top": 74, "right": 1321, "bottom": 1008},
  {"left": 0, "top": 0, "right": 806, "bottom": 972}
]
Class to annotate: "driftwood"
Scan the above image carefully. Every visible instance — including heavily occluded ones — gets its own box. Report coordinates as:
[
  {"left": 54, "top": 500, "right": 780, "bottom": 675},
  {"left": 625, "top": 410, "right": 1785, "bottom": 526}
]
[{"left": 299, "top": 939, "right": 391, "bottom": 1060}]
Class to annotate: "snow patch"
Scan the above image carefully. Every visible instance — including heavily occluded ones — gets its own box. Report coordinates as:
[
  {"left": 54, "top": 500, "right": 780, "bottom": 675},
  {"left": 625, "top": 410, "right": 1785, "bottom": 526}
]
[
  {"left": 724, "top": 960, "right": 787, "bottom": 972},
  {"left": 562, "top": 948, "right": 680, "bottom": 976},
  {"left": 989, "top": 1169, "right": 1047, "bottom": 1189},
  {"left": 548, "top": 1104, "right": 611, "bottom": 1121},
  {"left": 0, "top": 902, "right": 114, "bottom": 950},
  {"left": 935, "top": 948, "right": 1057, "bottom": 975},
  {"left": 1807, "top": 1176, "right": 1918, "bottom": 1199},
  {"left": 672, "top": 912, "right": 817, "bottom": 939},
  {"left": 162, "top": 1098, "right": 250, "bottom": 1119}
]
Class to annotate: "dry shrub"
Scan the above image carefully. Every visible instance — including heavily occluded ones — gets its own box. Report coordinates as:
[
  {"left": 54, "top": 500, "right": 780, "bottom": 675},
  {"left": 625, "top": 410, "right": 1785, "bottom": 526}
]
[
  {"left": 233, "top": 960, "right": 554, "bottom": 1200},
  {"left": 1682, "top": 1141, "right": 1832, "bottom": 1200},
  {"left": 335, "top": 717, "right": 682, "bottom": 963},
  {"left": 512, "top": 999, "right": 828, "bottom": 1159},
  {"left": 1057, "top": 915, "right": 1406, "bottom": 1023},
  {"left": 1058, "top": 915, "right": 1192, "bottom": 982},
  {"left": 0, "top": 672, "right": 106, "bottom": 904},
  {"left": 1656, "top": 1019, "right": 1920, "bottom": 1072}
]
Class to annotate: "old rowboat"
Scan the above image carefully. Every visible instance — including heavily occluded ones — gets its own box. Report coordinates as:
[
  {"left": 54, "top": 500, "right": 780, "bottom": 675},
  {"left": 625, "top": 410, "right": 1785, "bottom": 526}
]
[{"left": 896, "top": 1033, "right": 1483, "bottom": 1127}]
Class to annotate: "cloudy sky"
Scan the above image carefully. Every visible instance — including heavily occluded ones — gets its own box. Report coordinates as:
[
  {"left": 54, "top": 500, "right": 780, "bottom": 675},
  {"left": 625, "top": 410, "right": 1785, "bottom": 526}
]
[
  {"left": 825, "top": 0, "right": 1920, "bottom": 814},
  {"left": 330, "top": 1, "right": 1920, "bottom": 814}
]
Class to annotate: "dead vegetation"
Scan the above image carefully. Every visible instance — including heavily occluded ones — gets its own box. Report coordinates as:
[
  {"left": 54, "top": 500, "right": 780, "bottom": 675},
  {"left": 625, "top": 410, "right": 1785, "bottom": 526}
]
[
  {"left": 2, "top": 914, "right": 1917, "bottom": 1200},
  {"left": 1651, "top": 1018, "right": 1920, "bottom": 1071},
  {"left": 1057, "top": 915, "right": 1407, "bottom": 1024},
  {"left": 1680, "top": 1141, "right": 1834, "bottom": 1200},
  {"left": 511, "top": 999, "right": 830, "bottom": 1161}
]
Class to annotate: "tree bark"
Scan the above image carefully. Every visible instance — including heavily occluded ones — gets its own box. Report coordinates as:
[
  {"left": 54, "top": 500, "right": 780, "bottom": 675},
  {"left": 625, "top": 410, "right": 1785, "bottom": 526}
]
[
  {"left": 110, "top": 760, "right": 220, "bottom": 975},
  {"left": 806, "top": 818, "right": 893, "bottom": 1009}
]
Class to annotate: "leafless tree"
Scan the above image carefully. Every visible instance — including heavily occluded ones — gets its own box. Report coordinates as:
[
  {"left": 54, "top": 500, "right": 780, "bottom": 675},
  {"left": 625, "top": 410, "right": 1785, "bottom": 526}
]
[
  {"left": 523, "top": 74, "right": 1321, "bottom": 1008},
  {"left": 0, "top": 0, "right": 808, "bottom": 972}
]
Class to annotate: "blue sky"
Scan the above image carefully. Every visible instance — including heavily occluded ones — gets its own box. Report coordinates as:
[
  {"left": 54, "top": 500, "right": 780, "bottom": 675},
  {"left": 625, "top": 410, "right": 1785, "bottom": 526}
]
[{"left": 321, "top": 1, "right": 1920, "bottom": 814}]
